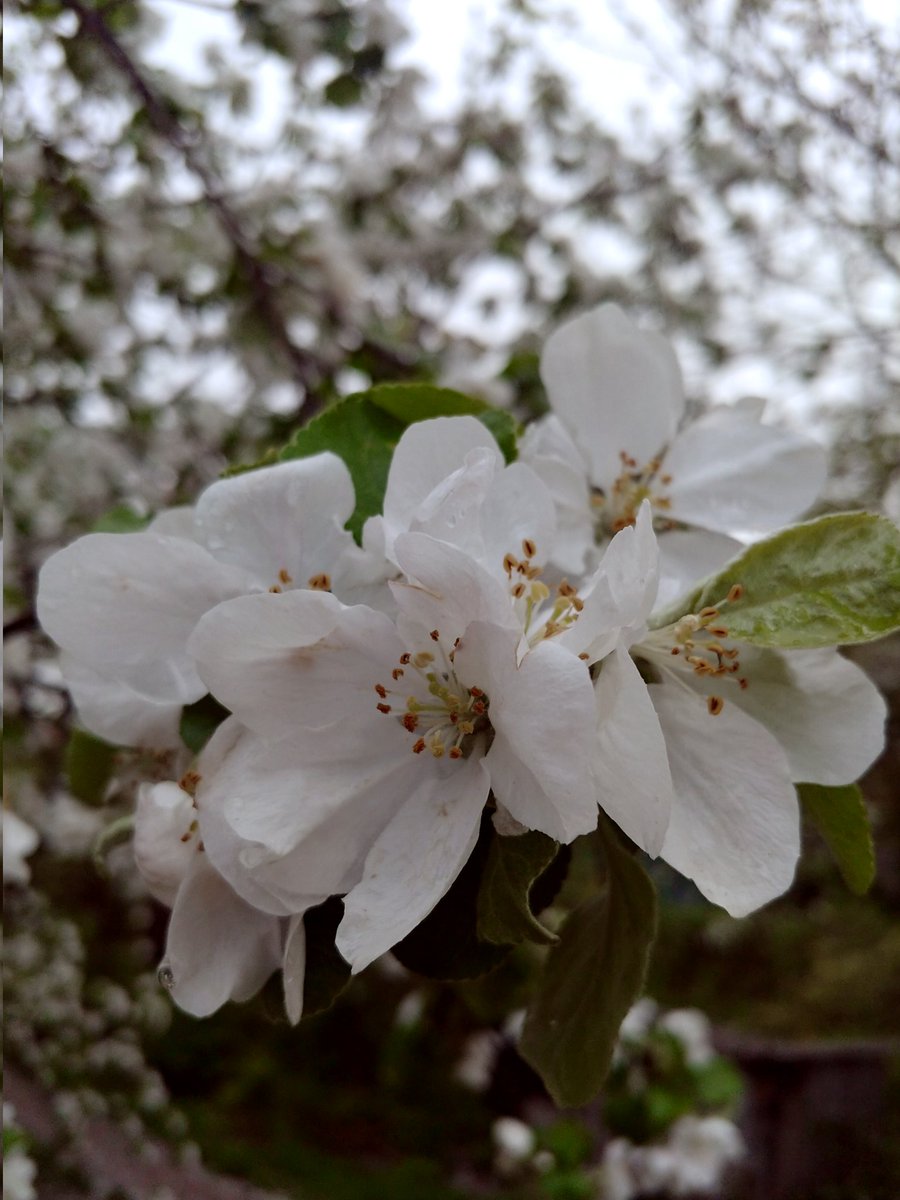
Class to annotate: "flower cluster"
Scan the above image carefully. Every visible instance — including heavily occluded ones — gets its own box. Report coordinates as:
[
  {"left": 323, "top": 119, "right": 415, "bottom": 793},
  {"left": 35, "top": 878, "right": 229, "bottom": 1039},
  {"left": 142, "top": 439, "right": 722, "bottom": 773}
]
[{"left": 36, "top": 305, "right": 887, "bottom": 1029}]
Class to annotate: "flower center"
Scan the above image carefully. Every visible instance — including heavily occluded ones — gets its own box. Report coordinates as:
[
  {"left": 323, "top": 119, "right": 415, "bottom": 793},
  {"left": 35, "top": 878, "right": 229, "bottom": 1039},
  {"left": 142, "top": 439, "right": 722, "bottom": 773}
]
[
  {"left": 502, "top": 538, "right": 586, "bottom": 649},
  {"left": 374, "top": 631, "right": 491, "bottom": 759},
  {"left": 593, "top": 450, "right": 674, "bottom": 537},
  {"left": 638, "top": 584, "right": 747, "bottom": 715}
]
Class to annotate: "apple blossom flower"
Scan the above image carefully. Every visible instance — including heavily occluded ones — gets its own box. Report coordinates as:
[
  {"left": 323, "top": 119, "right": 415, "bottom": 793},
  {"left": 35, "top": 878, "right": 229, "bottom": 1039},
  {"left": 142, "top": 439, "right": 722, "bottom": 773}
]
[
  {"left": 36, "top": 453, "right": 357, "bottom": 747},
  {"left": 524, "top": 303, "right": 828, "bottom": 599}
]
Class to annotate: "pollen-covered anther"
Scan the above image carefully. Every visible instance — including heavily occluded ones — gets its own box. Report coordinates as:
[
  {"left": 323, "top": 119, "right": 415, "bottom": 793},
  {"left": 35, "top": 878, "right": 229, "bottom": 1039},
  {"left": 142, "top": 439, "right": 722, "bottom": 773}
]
[
  {"left": 179, "top": 770, "right": 201, "bottom": 797},
  {"left": 374, "top": 683, "right": 388, "bottom": 698},
  {"left": 307, "top": 572, "right": 331, "bottom": 591},
  {"left": 376, "top": 702, "right": 392, "bottom": 714},
  {"left": 392, "top": 668, "right": 404, "bottom": 680},
  {"left": 728, "top": 584, "right": 744, "bottom": 603},
  {"left": 402, "top": 712, "right": 419, "bottom": 732},
  {"left": 429, "top": 629, "right": 440, "bottom": 641},
  {"left": 522, "top": 538, "right": 537, "bottom": 559},
  {"left": 279, "top": 568, "right": 294, "bottom": 585},
  {"left": 449, "top": 747, "right": 463, "bottom": 759},
  {"left": 412, "top": 738, "right": 426, "bottom": 754},
  {"left": 707, "top": 696, "right": 725, "bottom": 716}
]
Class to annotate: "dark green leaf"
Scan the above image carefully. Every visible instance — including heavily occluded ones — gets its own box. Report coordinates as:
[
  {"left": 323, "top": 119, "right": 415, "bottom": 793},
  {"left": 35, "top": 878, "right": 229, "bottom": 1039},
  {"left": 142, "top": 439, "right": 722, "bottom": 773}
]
[
  {"left": 65, "top": 729, "right": 117, "bottom": 804},
  {"left": 799, "top": 781, "right": 876, "bottom": 895},
  {"left": 302, "top": 896, "right": 352, "bottom": 1018},
  {"left": 477, "top": 830, "right": 560, "bottom": 946},
  {"left": 652, "top": 513, "right": 900, "bottom": 648},
  {"left": 367, "top": 382, "right": 519, "bottom": 462},
  {"left": 519, "top": 820, "right": 657, "bottom": 1107},
  {"left": 179, "top": 695, "right": 230, "bottom": 755},
  {"left": 280, "top": 395, "right": 403, "bottom": 542},
  {"left": 393, "top": 813, "right": 515, "bottom": 979},
  {"left": 324, "top": 72, "right": 363, "bottom": 107}
]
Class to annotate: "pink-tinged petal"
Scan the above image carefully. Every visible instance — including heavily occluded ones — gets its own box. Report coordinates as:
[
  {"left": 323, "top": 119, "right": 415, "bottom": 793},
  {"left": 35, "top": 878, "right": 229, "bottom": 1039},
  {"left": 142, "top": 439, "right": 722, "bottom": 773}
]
[
  {"left": 134, "top": 781, "right": 199, "bottom": 907},
  {"left": 727, "top": 648, "right": 887, "bottom": 786},
  {"left": 163, "top": 855, "right": 282, "bottom": 1017},
  {"left": 283, "top": 914, "right": 307, "bottom": 1025},
  {"left": 591, "top": 645, "right": 673, "bottom": 857},
  {"left": 37, "top": 532, "right": 254, "bottom": 703},
  {"left": 540, "top": 304, "right": 684, "bottom": 488},
  {"left": 189, "top": 590, "right": 404, "bottom": 741},
  {"left": 336, "top": 754, "right": 491, "bottom": 972},
  {"left": 456, "top": 624, "right": 598, "bottom": 843},
  {"left": 382, "top": 417, "right": 502, "bottom": 546},
  {"left": 663, "top": 409, "right": 827, "bottom": 533},
  {"left": 393, "top": 533, "right": 519, "bottom": 644},
  {"left": 60, "top": 655, "right": 184, "bottom": 749},
  {"left": 652, "top": 682, "right": 799, "bottom": 916},
  {"left": 194, "top": 454, "right": 355, "bottom": 589},
  {"left": 655, "top": 529, "right": 743, "bottom": 609}
]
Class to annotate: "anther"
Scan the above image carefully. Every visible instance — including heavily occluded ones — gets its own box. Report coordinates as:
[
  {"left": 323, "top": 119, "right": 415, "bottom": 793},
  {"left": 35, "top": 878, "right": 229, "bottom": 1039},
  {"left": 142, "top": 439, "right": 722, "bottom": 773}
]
[
  {"left": 706, "top": 625, "right": 730, "bottom": 638},
  {"left": 699, "top": 607, "right": 719, "bottom": 621},
  {"left": 279, "top": 568, "right": 293, "bottom": 584},
  {"left": 402, "top": 713, "right": 419, "bottom": 732},
  {"left": 470, "top": 687, "right": 483, "bottom": 697},
  {"left": 308, "top": 572, "right": 331, "bottom": 591},
  {"left": 400, "top": 653, "right": 411, "bottom": 665},
  {"left": 376, "top": 702, "right": 392, "bottom": 714},
  {"left": 449, "top": 747, "right": 463, "bottom": 759},
  {"left": 522, "top": 538, "right": 537, "bottom": 559},
  {"left": 375, "top": 684, "right": 388, "bottom": 698},
  {"left": 707, "top": 696, "right": 725, "bottom": 716},
  {"left": 670, "top": 647, "right": 680, "bottom": 655},
  {"left": 412, "top": 739, "right": 426, "bottom": 754},
  {"left": 392, "top": 668, "right": 404, "bottom": 680},
  {"left": 512, "top": 582, "right": 526, "bottom": 599},
  {"left": 738, "top": 678, "right": 748, "bottom": 690},
  {"left": 727, "top": 584, "right": 744, "bottom": 602},
  {"left": 430, "top": 629, "right": 440, "bottom": 642},
  {"left": 503, "top": 553, "right": 517, "bottom": 574},
  {"left": 579, "top": 652, "right": 590, "bottom": 661},
  {"left": 268, "top": 585, "right": 282, "bottom": 593}
]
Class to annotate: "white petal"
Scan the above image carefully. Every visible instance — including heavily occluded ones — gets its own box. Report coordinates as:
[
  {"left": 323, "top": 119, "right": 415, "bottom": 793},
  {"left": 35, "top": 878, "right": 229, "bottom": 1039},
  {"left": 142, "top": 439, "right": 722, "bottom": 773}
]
[
  {"left": 134, "top": 781, "right": 199, "bottom": 906},
  {"left": 382, "top": 416, "right": 502, "bottom": 547},
  {"left": 479, "top": 462, "right": 558, "bottom": 575},
  {"left": 189, "top": 590, "right": 403, "bottom": 742},
  {"left": 540, "top": 304, "right": 684, "bottom": 488},
  {"left": 655, "top": 529, "right": 744, "bottom": 609},
  {"left": 590, "top": 645, "right": 673, "bottom": 856},
  {"left": 37, "top": 532, "right": 253, "bottom": 703},
  {"left": 61, "top": 655, "right": 183, "bottom": 749},
  {"left": 519, "top": 415, "right": 594, "bottom": 575},
  {"left": 652, "top": 682, "right": 799, "bottom": 916},
  {"left": 456, "top": 624, "right": 598, "bottom": 843},
  {"left": 728, "top": 648, "right": 887, "bottom": 785},
  {"left": 194, "top": 454, "right": 356, "bottom": 588},
  {"left": 409, "top": 446, "right": 498, "bottom": 561},
  {"left": 164, "top": 855, "right": 282, "bottom": 1016},
  {"left": 198, "top": 723, "right": 413, "bottom": 911},
  {"left": 147, "top": 506, "right": 197, "bottom": 539},
  {"left": 3, "top": 811, "right": 39, "bottom": 885},
  {"left": 393, "top": 533, "right": 520, "bottom": 644},
  {"left": 663, "top": 409, "right": 827, "bottom": 533},
  {"left": 283, "top": 914, "right": 306, "bottom": 1025},
  {"left": 336, "top": 755, "right": 491, "bottom": 972}
]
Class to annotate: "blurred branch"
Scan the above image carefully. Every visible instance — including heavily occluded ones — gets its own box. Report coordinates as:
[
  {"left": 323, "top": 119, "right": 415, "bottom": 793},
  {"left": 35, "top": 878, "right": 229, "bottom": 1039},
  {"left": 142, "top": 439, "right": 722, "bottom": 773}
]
[{"left": 60, "top": 0, "right": 325, "bottom": 408}]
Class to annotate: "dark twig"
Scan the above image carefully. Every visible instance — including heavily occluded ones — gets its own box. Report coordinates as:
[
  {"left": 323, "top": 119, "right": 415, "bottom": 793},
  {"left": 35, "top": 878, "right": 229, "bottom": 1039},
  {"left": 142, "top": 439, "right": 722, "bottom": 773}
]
[{"left": 61, "top": 0, "right": 324, "bottom": 404}]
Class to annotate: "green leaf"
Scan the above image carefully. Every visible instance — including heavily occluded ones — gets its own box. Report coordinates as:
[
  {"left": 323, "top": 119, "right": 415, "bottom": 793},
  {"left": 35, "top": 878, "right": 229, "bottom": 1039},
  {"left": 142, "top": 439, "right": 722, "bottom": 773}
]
[
  {"left": 92, "top": 815, "right": 136, "bottom": 876},
  {"left": 302, "top": 896, "right": 352, "bottom": 1018},
  {"left": 799, "top": 782, "right": 876, "bottom": 895},
  {"left": 477, "top": 830, "right": 560, "bottom": 946},
  {"left": 65, "top": 729, "right": 117, "bottom": 804},
  {"left": 392, "top": 813, "right": 515, "bottom": 979},
  {"left": 651, "top": 513, "right": 900, "bottom": 648},
  {"left": 280, "top": 395, "right": 403, "bottom": 542},
  {"left": 324, "top": 72, "right": 363, "bottom": 107},
  {"left": 91, "top": 503, "right": 148, "bottom": 533},
  {"left": 279, "top": 386, "right": 519, "bottom": 540},
  {"left": 519, "top": 820, "right": 657, "bottom": 1107},
  {"left": 179, "top": 695, "right": 230, "bottom": 755},
  {"left": 367, "top": 382, "right": 518, "bottom": 463}
]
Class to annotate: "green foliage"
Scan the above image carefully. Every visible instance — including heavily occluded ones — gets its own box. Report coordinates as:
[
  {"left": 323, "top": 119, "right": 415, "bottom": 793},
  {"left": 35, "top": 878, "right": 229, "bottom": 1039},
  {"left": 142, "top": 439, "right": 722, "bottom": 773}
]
[
  {"left": 518, "top": 825, "right": 657, "bottom": 1104},
  {"left": 91, "top": 504, "right": 149, "bottom": 533},
  {"left": 65, "top": 728, "right": 117, "bottom": 804},
  {"left": 799, "top": 782, "right": 876, "bottom": 896},
  {"left": 280, "top": 385, "right": 518, "bottom": 541},
  {"left": 477, "top": 829, "right": 559, "bottom": 946},
  {"left": 519, "top": 821, "right": 657, "bottom": 1107},
  {"left": 179, "top": 695, "right": 230, "bottom": 755},
  {"left": 653, "top": 513, "right": 900, "bottom": 648},
  {"left": 302, "top": 897, "right": 352, "bottom": 1018}
]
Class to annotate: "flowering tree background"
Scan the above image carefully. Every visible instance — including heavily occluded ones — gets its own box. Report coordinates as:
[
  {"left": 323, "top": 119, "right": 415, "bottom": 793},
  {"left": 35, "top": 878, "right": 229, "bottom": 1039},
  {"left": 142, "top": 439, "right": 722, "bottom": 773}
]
[{"left": 4, "top": 1, "right": 899, "bottom": 1198}]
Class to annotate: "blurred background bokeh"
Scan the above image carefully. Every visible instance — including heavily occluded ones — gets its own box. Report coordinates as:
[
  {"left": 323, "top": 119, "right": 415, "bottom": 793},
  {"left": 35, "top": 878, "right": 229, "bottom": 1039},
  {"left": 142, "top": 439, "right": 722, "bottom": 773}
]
[{"left": 4, "top": 1, "right": 899, "bottom": 1197}]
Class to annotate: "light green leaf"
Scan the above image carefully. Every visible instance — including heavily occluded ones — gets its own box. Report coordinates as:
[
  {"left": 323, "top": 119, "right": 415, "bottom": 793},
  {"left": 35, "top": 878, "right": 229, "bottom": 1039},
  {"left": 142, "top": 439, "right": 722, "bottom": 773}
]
[
  {"left": 519, "top": 821, "right": 657, "bottom": 1107},
  {"left": 477, "top": 829, "right": 560, "bottom": 946},
  {"left": 799, "top": 782, "right": 876, "bottom": 895},
  {"left": 91, "top": 504, "right": 148, "bottom": 533},
  {"left": 279, "top": 385, "right": 519, "bottom": 541},
  {"left": 652, "top": 513, "right": 900, "bottom": 648},
  {"left": 179, "top": 694, "right": 230, "bottom": 754},
  {"left": 65, "top": 729, "right": 117, "bottom": 804}
]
